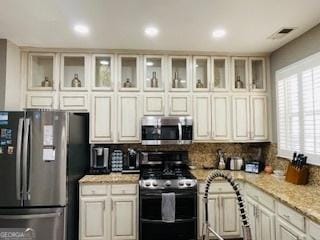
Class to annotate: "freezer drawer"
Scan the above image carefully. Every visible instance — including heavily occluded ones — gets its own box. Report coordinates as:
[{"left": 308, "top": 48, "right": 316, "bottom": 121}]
[{"left": 0, "top": 207, "right": 65, "bottom": 240}]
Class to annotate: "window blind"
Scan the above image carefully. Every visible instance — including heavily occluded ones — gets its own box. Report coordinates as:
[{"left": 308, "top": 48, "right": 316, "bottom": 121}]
[{"left": 276, "top": 52, "right": 320, "bottom": 165}]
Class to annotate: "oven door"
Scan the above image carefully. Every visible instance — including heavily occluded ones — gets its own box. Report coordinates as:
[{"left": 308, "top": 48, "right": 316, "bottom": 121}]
[{"left": 139, "top": 190, "right": 197, "bottom": 240}]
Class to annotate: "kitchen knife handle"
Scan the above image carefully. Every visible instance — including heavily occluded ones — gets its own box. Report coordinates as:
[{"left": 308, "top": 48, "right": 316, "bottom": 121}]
[{"left": 16, "top": 118, "right": 24, "bottom": 201}]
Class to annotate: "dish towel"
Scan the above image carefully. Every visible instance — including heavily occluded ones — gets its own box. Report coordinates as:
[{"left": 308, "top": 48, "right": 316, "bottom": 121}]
[{"left": 161, "top": 192, "right": 176, "bottom": 223}]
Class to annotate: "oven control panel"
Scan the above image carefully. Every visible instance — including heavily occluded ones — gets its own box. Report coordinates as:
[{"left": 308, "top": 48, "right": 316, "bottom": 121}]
[{"left": 139, "top": 179, "right": 197, "bottom": 190}]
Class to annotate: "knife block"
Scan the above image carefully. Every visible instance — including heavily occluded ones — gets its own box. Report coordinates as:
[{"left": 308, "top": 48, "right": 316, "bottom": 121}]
[{"left": 285, "top": 164, "right": 309, "bottom": 185}]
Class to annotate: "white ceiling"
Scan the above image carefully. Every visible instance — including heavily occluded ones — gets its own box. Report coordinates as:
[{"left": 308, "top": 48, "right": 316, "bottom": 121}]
[{"left": 0, "top": 0, "right": 320, "bottom": 53}]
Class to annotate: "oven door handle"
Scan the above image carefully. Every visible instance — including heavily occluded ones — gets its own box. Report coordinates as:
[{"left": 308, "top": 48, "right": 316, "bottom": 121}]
[
  {"left": 140, "top": 218, "right": 197, "bottom": 223},
  {"left": 178, "top": 122, "right": 182, "bottom": 142},
  {"left": 140, "top": 192, "right": 195, "bottom": 197}
]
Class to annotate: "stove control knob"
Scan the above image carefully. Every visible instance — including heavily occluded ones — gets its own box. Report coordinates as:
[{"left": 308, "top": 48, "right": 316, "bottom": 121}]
[
  {"left": 152, "top": 182, "right": 158, "bottom": 187},
  {"left": 165, "top": 181, "right": 171, "bottom": 187},
  {"left": 178, "top": 181, "right": 184, "bottom": 187},
  {"left": 186, "top": 181, "right": 192, "bottom": 187},
  {"left": 145, "top": 182, "right": 151, "bottom": 187}
]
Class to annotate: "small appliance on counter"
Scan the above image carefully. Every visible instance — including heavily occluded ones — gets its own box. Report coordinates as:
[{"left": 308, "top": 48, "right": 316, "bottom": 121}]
[
  {"left": 226, "top": 157, "right": 244, "bottom": 171},
  {"left": 111, "top": 150, "right": 123, "bottom": 172},
  {"left": 90, "top": 146, "right": 110, "bottom": 174},
  {"left": 244, "top": 161, "right": 264, "bottom": 174},
  {"left": 122, "top": 148, "right": 140, "bottom": 174}
]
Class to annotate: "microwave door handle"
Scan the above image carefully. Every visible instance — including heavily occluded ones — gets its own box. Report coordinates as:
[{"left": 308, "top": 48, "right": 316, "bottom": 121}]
[
  {"left": 22, "top": 118, "right": 30, "bottom": 201},
  {"left": 178, "top": 122, "right": 182, "bottom": 141},
  {"left": 16, "top": 118, "right": 24, "bottom": 201}
]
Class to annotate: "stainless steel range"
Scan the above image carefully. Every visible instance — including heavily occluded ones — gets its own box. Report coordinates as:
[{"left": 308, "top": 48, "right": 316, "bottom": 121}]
[{"left": 139, "top": 151, "right": 197, "bottom": 240}]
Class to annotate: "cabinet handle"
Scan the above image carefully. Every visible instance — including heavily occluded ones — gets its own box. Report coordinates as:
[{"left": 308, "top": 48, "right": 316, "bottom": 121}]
[
  {"left": 102, "top": 201, "right": 105, "bottom": 211},
  {"left": 283, "top": 214, "right": 290, "bottom": 220},
  {"left": 221, "top": 199, "right": 224, "bottom": 208}
]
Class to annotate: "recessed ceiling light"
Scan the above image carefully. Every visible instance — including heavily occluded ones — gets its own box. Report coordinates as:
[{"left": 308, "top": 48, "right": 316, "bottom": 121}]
[
  {"left": 146, "top": 61, "right": 154, "bottom": 66},
  {"left": 144, "top": 27, "right": 159, "bottom": 37},
  {"left": 100, "top": 60, "right": 109, "bottom": 65},
  {"left": 212, "top": 29, "right": 226, "bottom": 39},
  {"left": 74, "top": 24, "right": 89, "bottom": 34}
]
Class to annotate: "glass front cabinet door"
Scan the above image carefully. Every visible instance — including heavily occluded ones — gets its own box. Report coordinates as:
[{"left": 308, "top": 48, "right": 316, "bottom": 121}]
[
  {"left": 231, "top": 57, "right": 248, "bottom": 91},
  {"left": 193, "top": 56, "right": 210, "bottom": 91},
  {"left": 143, "top": 55, "right": 165, "bottom": 91},
  {"left": 212, "top": 57, "right": 229, "bottom": 91},
  {"left": 118, "top": 55, "right": 140, "bottom": 91},
  {"left": 28, "top": 53, "right": 57, "bottom": 90},
  {"left": 60, "top": 54, "right": 89, "bottom": 91},
  {"left": 169, "top": 56, "right": 191, "bottom": 91},
  {"left": 92, "top": 54, "right": 114, "bottom": 90},
  {"left": 249, "top": 57, "right": 266, "bottom": 92}
]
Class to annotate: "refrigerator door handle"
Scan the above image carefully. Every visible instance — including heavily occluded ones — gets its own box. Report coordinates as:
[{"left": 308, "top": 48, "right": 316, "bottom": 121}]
[
  {"left": 0, "top": 212, "right": 62, "bottom": 220},
  {"left": 16, "top": 118, "right": 24, "bottom": 201},
  {"left": 22, "top": 118, "right": 31, "bottom": 201}
]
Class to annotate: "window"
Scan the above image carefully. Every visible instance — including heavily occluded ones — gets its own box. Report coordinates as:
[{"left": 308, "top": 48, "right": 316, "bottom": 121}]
[{"left": 276, "top": 52, "right": 320, "bottom": 165}]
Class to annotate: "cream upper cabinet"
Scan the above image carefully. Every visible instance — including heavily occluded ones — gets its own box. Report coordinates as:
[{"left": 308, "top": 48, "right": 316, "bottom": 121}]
[
  {"left": 60, "top": 93, "right": 88, "bottom": 111},
  {"left": 143, "top": 93, "right": 165, "bottom": 116},
  {"left": 117, "top": 94, "right": 141, "bottom": 142},
  {"left": 168, "top": 56, "right": 191, "bottom": 91},
  {"left": 26, "top": 92, "right": 58, "bottom": 109},
  {"left": 193, "top": 56, "right": 210, "bottom": 92},
  {"left": 212, "top": 95, "right": 231, "bottom": 141},
  {"left": 249, "top": 57, "right": 266, "bottom": 92},
  {"left": 80, "top": 197, "right": 109, "bottom": 240},
  {"left": 212, "top": 57, "right": 229, "bottom": 92},
  {"left": 193, "top": 94, "right": 211, "bottom": 140},
  {"left": 111, "top": 196, "right": 137, "bottom": 240},
  {"left": 232, "top": 95, "right": 250, "bottom": 141},
  {"left": 276, "top": 218, "right": 306, "bottom": 240},
  {"left": 118, "top": 55, "right": 140, "bottom": 91},
  {"left": 27, "top": 53, "right": 58, "bottom": 91},
  {"left": 60, "top": 53, "right": 90, "bottom": 91},
  {"left": 231, "top": 57, "right": 249, "bottom": 92},
  {"left": 90, "top": 93, "right": 114, "bottom": 143},
  {"left": 250, "top": 95, "right": 268, "bottom": 140},
  {"left": 143, "top": 55, "right": 165, "bottom": 91},
  {"left": 92, "top": 54, "right": 115, "bottom": 91},
  {"left": 168, "top": 94, "right": 192, "bottom": 116}
]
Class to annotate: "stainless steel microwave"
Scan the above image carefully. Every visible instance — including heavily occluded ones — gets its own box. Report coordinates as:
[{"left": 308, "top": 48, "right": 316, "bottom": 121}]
[{"left": 141, "top": 116, "right": 193, "bottom": 145}]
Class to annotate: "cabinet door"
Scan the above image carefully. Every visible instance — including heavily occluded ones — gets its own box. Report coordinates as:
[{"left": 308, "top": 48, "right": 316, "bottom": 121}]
[
  {"left": 118, "top": 55, "right": 140, "bottom": 91},
  {"left": 249, "top": 57, "right": 266, "bottom": 92},
  {"left": 258, "top": 205, "right": 275, "bottom": 240},
  {"left": 247, "top": 196, "right": 259, "bottom": 240},
  {"left": 219, "top": 194, "right": 241, "bottom": 237},
  {"left": 143, "top": 94, "right": 165, "bottom": 116},
  {"left": 193, "top": 56, "right": 210, "bottom": 91},
  {"left": 60, "top": 93, "right": 88, "bottom": 111},
  {"left": 168, "top": 94, "right": 191, "bottom": 116},
  {"left": 276, "top": 218, "right": 306, "bottom": 240},
  {"left": 198, "top": 194, "right": 219, "bottom": 239},
  {"left": 168, "top": 56, "right": 191, "bottom": 91},
  {"left": 111, "top": 196, "right": 137, "bottom": 240},
  {"left": 231, "top": 57, "right": 248, "bottom": 92},
  {"left": 193, "top": 95, "right": 211, "bottom": 141},
  {"left": 80, "top": 197, "right": 109, "bottom": 240},
  {"left": 232, "top": 95, "right": 250, "bottom": 141},
  {"left": 212, "top": 95, "right": 231, "bottom": 140},
  {"left": 118, "top": 94, "right": 141, "bottom": 142},
  {"left": 250, "top": 95, "right": 268, "bottom": 140},
  {"left": 90, "top": 94, "right": 114, "bottom": 143},
  {"left": 26, "top": 92, "right": 57, "bottom": 109}
]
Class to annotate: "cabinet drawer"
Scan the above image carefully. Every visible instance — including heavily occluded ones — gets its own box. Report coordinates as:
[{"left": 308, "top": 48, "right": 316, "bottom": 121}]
[
  {"left": 245, "top": 183, "right": 275, "bottom": 211},
  {"left": 277, "top": 202, "right": 305, "bottom": 232},
  {"left": 307, "top": 219, "right": 320, "bottom": 239},
  {"left": 111, "top": 184, "right": 137, "bottom": 195},
  {"left": 60, "top": 93, "right": 88, "bottom": 110},
  {"left": 81, "top": 184, "right": 108, "bottom": 196},
  {"left": 26, "top": 93, "right": 56, "bottom": 109},
  {"left": 199, "top": 182, "right": 234, "bottom": 194}
]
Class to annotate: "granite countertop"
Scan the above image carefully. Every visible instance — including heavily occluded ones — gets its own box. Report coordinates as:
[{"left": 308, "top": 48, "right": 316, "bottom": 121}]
[
  {"left": 191, "top": 169, "right": 320, "bottom": 224},
  {"left": 79, "top": 173, "right": 140, "bottom": 184}
]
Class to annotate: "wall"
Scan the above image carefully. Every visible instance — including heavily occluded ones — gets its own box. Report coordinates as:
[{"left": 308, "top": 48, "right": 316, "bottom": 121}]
[{"left": 0, "top": 39, "right": 7, "bottom": 110}]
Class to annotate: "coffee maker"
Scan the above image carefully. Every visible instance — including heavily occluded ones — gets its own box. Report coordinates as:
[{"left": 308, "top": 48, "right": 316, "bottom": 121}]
[
  {"left": 90, "top": 146, "right": 110, "bottom": 174},
  {"left": 122, "top": 148, "right": 140, "bottom": 173}
]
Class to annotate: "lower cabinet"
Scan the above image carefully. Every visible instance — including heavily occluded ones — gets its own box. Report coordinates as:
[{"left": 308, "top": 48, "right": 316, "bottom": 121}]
[
  {"left": 79, "top": 184, "right": 138, "bottom": 240},
  {"left": 276, "top": 218, "right": 306, "bottom": 240}
]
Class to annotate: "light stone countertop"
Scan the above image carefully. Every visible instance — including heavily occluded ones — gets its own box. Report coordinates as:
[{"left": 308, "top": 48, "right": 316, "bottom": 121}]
[{"left": 79, "top": 170, "right": 320, "bottom": 224}]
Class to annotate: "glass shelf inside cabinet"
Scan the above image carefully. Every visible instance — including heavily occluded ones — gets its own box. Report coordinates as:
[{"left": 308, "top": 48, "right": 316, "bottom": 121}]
[
  {"left": 251, "top": 59, "right": 264, "bottom": 90},
  {"left": 63, "top": 56, "right": 85, "bottom": 89},
  {"left": 145, "top": 57, "right": 162, "bottom": 90},
  {"left": 214, "top": 59, "right": 226, "bottom": 89},
  {"left": 171, "top": 58, "right": 187, "bottom": 89},
  {"left": 234, "top": 59, "right": 247, "bottom": 90},
  {"left": 95, "top": 56, "right": 112, "bottom": 88},
  {"left": 30, "top": 55, "right": 54, "bottom": 89},
  {"left": 195, "top": 59, "right": 208, "bottom": 89},
  {"left": 121, "top": 57, "right": 137, "bottom": 89}
]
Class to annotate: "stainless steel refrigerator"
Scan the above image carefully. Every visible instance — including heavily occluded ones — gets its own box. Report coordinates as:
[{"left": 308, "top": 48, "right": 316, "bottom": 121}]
[{"left": 0, "top": 110, "right": 89, "bottom": 240}]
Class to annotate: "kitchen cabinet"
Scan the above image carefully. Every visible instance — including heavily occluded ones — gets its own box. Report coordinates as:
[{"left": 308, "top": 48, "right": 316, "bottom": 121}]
[
  {"left": 79, "top": 183, "right": 138, "bottom": 240},
  {"left": 118, "top": 55, "right": 140, "bottom": 91},
  {"left": 90, "top": 93, "right": 114, "bottom": 143},
  {"left": 118, "top": 94, "right": 141, "bottom": 142},
  {"left": 232, "top": 95, "right": 268, "bottom": 141},
  {"left": 276, "top": 218, "right": 306, "bottom": 240},
  {"left": 193, "top": 94, "right": 211, "bottom": 140},
  {"left": 249, "top": 57, "right": 266, "bottom": 92},
  {"left": 168, "top": 94, "right": 192, "bottom": 116},
  {"left": 143, "top": 93, "right": 165, "bottom": 116},
  {"left": 111, "top": 196, "right": 137, "bottom": 240},
  {"left": 212, "top": 95, "right": 231, "bottom": 140},
  {"left": 307, "top": 219, "right": 320, "bottom": 240},
  {"left": 193, "top": 56, "right": 210, "bottom": 91},
  {"left": 168, "top": 56, "right": 191, "bottom": 91},
  {"left": 59, "top": 93, "right": 88, "bottom": 111},
  {"left": 60, "top": 53, "right": 90, "bottom": 91},
  {"left": 80, "top": 197, "right": 109, "bottom": 240},
  {"left": 231, "top": 57, "right": 248, "bottom": 92},
  {"left": 26, "top": 92, "right": 57, "bottom": 109},
  {"left": 143, "top": 55, "right": 165, "bottom": 91},
  {"left": 92, "top": 54, "right": 114, "bottom": 91},
  {"left": 212, "top": 57, "right": 229, "bottom": 91}
]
